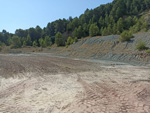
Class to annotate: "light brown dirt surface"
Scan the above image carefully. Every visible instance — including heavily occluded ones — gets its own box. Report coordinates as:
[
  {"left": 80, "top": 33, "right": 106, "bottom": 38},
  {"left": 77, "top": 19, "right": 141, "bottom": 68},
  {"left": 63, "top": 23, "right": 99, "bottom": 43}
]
[{"left": 0, "top": 53, "right": 150, "bottom": 113}]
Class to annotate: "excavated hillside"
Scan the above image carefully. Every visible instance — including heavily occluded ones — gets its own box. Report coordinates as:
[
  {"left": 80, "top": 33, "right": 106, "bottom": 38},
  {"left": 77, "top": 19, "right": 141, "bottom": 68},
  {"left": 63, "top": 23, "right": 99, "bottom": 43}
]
[
  {"left": 1, "top": 33, "right": 150, "bottom": 113},
  {"left": 49, "top": 32, "right": 150, "bottom": 65}
]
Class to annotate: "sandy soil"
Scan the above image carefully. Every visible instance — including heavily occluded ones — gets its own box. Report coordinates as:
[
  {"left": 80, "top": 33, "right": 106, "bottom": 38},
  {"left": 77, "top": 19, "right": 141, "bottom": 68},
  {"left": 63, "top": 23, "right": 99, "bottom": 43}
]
[{"left": 0, "top": 53, "right": 150, "bottom": 113}]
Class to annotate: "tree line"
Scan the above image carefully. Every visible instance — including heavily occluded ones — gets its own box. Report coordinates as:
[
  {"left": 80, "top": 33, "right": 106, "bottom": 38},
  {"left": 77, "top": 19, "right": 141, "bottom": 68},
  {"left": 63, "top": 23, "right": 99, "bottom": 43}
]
[{"left": 0, "top": 0, "right": 150, "bottom": 48}]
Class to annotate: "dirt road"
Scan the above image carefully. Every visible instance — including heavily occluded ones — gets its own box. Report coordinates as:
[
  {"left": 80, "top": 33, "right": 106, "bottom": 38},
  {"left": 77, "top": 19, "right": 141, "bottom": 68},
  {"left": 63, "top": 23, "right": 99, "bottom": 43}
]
[{"left": 0, "top": 53, "right": 150, "bottom": 113}]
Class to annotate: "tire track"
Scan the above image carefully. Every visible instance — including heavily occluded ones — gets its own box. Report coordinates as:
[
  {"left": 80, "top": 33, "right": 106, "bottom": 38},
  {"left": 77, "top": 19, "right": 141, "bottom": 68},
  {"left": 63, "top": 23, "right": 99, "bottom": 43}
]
[{"left": 61, "top": 78, "right": 150, "bottom": 113}]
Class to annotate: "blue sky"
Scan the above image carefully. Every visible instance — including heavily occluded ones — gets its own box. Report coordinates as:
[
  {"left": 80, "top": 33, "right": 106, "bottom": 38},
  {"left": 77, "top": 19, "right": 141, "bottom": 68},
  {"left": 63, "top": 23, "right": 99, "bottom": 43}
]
[{"left": 0, "top": 0, "right": 113, "bottom": 33}]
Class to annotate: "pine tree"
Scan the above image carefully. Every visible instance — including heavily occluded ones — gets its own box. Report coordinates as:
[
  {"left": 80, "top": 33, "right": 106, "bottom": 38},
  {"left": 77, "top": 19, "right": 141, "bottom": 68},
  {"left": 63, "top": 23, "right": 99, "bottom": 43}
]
[
  {"left": 102, "top": 27, "right": 108, "bottom": 36},
  {"left": 99, "top": 16, "right": 105, "bottom": 28},
  {"left": 107, "top": 24, "right": 112, "bottom": 35},
  {"left": 44, "top": 36, "right": 52, "bottom": 47},
  {"left": 112, "top": 24, "right": 117, "bottom": 34},
  {"left": 55, "top": 32, "right": 64, "bottom": 46},
  {"left": 89, "top": 24, "right": 99, "bottom": 37},
  {"left": 117, "top": 18, "right": 124, "bottom": 33},
  {"left": 33, "top": 41, "right": 38, "bottom": 47},
  {"left": 39, "top": 38, "right": 46, "bottom": 47},
  {"left": 26, "top": 35, "right": 32, "bottom": 46},
  {"left": 66, "top": 36, "right": 73, "bottom": 45}
]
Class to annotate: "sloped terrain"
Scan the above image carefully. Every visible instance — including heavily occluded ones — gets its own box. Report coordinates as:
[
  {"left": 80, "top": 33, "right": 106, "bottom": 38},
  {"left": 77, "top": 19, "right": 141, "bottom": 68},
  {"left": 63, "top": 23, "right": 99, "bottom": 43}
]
[{"left": 49, "top": 32, "right": 150, "bottom": 65}]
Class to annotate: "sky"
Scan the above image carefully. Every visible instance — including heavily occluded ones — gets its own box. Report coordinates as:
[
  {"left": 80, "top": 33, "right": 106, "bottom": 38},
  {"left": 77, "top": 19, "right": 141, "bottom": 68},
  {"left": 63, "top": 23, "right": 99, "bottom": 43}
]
[{"left": 0, "top": 0, "right": 113, "bottom": 33}]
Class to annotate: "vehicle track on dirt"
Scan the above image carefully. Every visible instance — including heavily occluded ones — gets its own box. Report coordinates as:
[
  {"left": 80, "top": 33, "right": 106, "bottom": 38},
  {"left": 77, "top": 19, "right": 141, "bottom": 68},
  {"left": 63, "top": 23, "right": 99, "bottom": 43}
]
[
  {"left": 0, "top": 54, "right": 150, "bottom": 113},
  {"left": 61, "top": 78, "right": 150, "bottom": 113}
]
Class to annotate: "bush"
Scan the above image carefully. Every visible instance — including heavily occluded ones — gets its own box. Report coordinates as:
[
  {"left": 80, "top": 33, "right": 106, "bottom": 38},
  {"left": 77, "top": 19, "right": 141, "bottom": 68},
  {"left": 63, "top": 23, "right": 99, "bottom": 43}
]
[
  {"left": 119, "top": 31, "right": 133, "bottom": 42},
  {"left": 66, "top": 45, "right": 69, "bottom": 48},
  {"left": 74, "top": 37, "right": 78, "bottom": 42},
  {"left": 146, "top": 49, "right": 150, "bottom": 53},
  {"left": 136, "top": 40, "right": 148, "bottom": 51},
  {"left": 10, "top": 36, "right": 22, "bottom": 48},
  {"left": 33, "top": 41, "right": 38, "bottom": 47},
  {"left": 39, "top": 38, "right": 46, "bottom": 47},
  {"left": 66, "top": 36, "right": 76, "bottom": 46},
  {"left": 66, "top": 36, "right": 73, "bottom": 46}
]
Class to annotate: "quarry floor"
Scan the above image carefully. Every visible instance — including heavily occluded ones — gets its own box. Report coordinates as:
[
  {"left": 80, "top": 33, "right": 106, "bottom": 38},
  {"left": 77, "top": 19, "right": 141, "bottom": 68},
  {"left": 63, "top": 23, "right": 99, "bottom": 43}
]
[{"left": 0, "top": 53, "right": 150, "bottom": 113}]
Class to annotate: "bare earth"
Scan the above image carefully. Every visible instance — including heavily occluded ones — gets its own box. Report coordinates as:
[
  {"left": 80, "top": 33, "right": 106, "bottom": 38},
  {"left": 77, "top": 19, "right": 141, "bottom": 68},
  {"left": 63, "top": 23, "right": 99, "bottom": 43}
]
[{"left": 0, "top": 53, "right": 150, "bottom": 113}]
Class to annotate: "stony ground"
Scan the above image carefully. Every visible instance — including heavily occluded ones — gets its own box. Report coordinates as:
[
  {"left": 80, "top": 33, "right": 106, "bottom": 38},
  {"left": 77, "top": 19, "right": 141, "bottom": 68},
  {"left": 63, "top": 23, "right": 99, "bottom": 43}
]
[
  {"left": 47, "top": 32, "right": 150, "bottom": 65},
  {"left": 0, "top": 53, "right": 150, "bottom": 113}
]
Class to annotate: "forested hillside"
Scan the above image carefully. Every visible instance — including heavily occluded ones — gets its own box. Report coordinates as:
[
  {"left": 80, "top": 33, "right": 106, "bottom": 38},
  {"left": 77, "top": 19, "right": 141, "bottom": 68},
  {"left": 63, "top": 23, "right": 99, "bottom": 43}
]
[{"left": 0, "top": 0, "right": 150, "bottom": 49}]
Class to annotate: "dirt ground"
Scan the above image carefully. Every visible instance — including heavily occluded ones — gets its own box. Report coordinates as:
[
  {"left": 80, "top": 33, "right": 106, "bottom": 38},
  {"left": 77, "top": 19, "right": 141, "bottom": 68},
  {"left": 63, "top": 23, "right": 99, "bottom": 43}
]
[{"left": 0, "top": 53, "right": 150, "bottom": 113}]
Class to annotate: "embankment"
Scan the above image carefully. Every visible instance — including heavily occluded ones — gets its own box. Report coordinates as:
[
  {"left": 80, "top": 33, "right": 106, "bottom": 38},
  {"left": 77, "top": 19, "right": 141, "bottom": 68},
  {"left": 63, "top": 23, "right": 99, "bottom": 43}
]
[{"left": 49, "top": 32, "right": 150, "bottom": 65}]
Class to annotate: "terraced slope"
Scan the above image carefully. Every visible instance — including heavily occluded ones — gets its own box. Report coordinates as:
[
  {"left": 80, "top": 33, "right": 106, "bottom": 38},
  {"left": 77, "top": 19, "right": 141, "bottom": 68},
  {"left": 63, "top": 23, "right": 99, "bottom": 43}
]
[{"left": 49, "top": 32, "right": 150, "bottom": 65}]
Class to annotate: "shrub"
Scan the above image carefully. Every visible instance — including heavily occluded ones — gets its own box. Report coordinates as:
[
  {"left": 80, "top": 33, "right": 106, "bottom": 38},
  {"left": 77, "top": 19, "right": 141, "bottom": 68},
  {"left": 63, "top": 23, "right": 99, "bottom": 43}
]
[
  {"left": 33, "top": 41, "right": 38, "bottom": 47},
  {"left": 66, "top": 36, "right": 73, "bottom": 46},
  {"left": 136, "top": 40, "right": 148, "bottom": 51},
  {"left": 74, "top": 37, "right": 78, "bottom": 42},
  {"left": 146, "top": 49, "right": 150, "bottom": 53},
  {"left": 10, "top": 36, "right": 22, "bottom": 48},
  {"left": 66, "top": 36, "right": 76, "bottom": 46},
  {"left": 66, "top": 45, "right": 69, "bottom": 48},
  {"left": 119, "top": 31, "right": 133, "bottom": 42}
]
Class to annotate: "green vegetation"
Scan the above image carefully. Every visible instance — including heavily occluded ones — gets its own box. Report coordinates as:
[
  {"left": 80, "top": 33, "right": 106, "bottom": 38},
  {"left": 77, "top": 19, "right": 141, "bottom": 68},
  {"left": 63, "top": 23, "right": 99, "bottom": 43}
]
[
  {"left": 66, "top": 36, "right": 78, "bottom": 46},
  {"left": 129, "top": 17, "right": 148, "bottom": 33},
  {"left": 0, "top": 0, "right": 150, "bottom": 48},
  {"left": 119, "top": 31, "right": 133, "bottom": 42},
  {"left": 10, "top": 36, "right": 21, "bottom": 48},
  {"left": 73, "top": 26, "right": 84, "bottom": 38},
  {"left": 66, "top": 37, "right": 74, "bottom": 46},
  {"left": 33, "top": 41, "right": 38, "bottom": 47},
  {"left": 39, "top": 38, "right": 46, "bottom": 47},
  {"left": 44, "top": 36, "right": 52, "bottom": 47},
  {"left": 55, "top": 32, "right": 64, "bottom": 46},
  {"left": 89, "top": 24, "right": 99, "bottom": 37},
  {"left": 0, "top": 41, "right": 2, "bottom": 51},
  {"left": 136, "top": 40, "right": 148, "bottom": 51},
  {"left": 74, "top": 37, "right": 78, "bottom": 42},
  {"left": 0, "top": 41, "right": 5, "bottom": 47},
  {"left": 146, "top": 49, "right": 150, "bottom": 53},
  {"left": 25, "top": 35, "right": 32, "bottom": 46}
]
